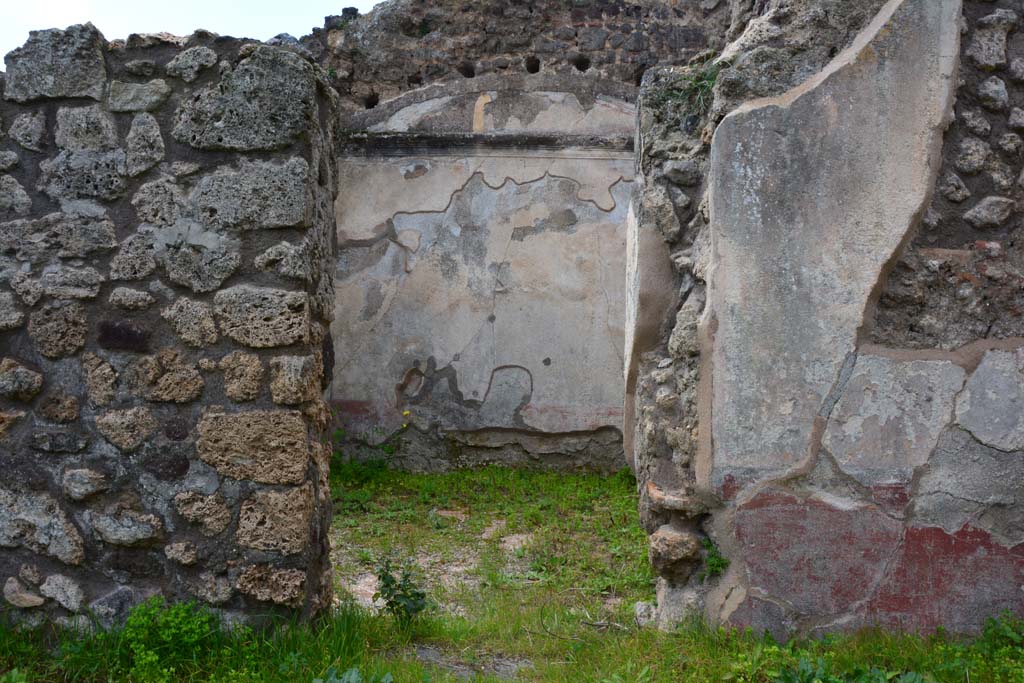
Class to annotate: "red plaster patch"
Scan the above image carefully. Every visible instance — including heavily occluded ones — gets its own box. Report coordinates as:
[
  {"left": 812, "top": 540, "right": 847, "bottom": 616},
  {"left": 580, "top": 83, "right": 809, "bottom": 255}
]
[
  {"left": 870, "top": 484, "right": 911, "bottom": 512},
  {"left": 721, "top": 474, "right": 742, "bottom": 501},
  {"left": 864, "top": 525, "right": 1024, "bottom": 634},
  {"left": 735, "top": 489, "right": 902, "bottom": 616}
]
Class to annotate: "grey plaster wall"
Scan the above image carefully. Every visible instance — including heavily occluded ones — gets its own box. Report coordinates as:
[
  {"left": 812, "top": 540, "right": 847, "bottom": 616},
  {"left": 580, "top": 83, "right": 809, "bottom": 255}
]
[{"left": 330, "top": 86, "right": 634, "bottom": 471}]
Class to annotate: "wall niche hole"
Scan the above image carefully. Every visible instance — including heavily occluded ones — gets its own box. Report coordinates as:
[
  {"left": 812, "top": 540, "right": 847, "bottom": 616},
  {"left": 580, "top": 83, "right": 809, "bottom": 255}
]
[
  {"left": 525, "top": 56, "right": 541, "bottom": 74},
  {"left": 457, "top": 62, "right": 477, "bottom": 78},
  {"left": 364, "top": 92, "right": 380, "bottom": 109},
  {"left": 571, "top": 55, "right": 591, "bottom": 72}
]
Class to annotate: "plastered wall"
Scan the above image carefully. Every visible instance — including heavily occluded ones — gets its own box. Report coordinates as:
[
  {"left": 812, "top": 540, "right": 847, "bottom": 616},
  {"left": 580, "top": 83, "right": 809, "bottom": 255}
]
[
  {"left": 330, "top": 84, "right": 634, "bottom": 471},
  {"left": 630, "top": 0, "right": 1024, "bottom": 637}
]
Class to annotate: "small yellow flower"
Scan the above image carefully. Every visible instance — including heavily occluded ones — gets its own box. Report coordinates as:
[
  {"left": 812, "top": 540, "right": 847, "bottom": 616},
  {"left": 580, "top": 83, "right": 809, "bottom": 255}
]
[{"left": 402, "top": 410, "right": 411, "bottom": 417}]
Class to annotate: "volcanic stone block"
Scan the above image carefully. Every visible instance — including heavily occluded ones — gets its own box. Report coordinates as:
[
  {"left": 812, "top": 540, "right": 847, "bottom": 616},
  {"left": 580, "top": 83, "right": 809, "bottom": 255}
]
[
  {"left": 95, "top": 407, "right": 158, "bottom": 452},
  {"left": 131, "top": 178, "right": 183, "bottom": 226},
  {"left": 214, "top": 286, "right": 310, "bottom": 348},
  {"left": 219, "top": 352, "right": 264, "bottom": 402},
  {"left": 0, "top": 358, "right": 44, "bottom": 402},
  {"left": 236, "top": 565, "right": 306, "bottom": 607},
  {"left": 81, "top": 353, "right": 117, "bottom": 406},
  {"left": 196, "top": 409, "right": 310, "bottom": 484},
  {"left": 0, "top": 176, "right": 31, "bottom": 215},
  {"left": 125, "top": 114, "right": 165, "bottom": 176},
  {"left": 0, "top": 413, "right": 23, "bottom": 439},
  {"left": 164, "top": 541, "right": 199, "bottom": 565},
  {"left": 8, "top": 112, "right": 45, "bottom": 152},
  {"left": 107, "top": 79, "right": 172, "bottom": 112},
  {"left": 28, "top": 302, "right": 87, "bottom": 359},
  {"left": 109, "top": 288, "right": 155, "bottom": 310},
  {"left": 151, "top": 219, "right": 241, "bottom": 293},
  {"left": 174, "top": 491, "right": 232, "bottom": 536},
  {"left": 648, "top": 525, "right": 701, "bottom": 581},
  {"left": 162, "top": 298, "right": 218, "bottom": 347},
  {"left": 39, "top": 150, "right": 128, "bottom": 202},
  {"left": 90, "top": 509, "right": 163, "bottom": 546},
  {"left": 165, "top": 47, "right": 218, "bottom": 83},
  {"left": 0, "top": 293, "right": 23, "bottom": 331},
  {"left": 237, "top": 483, "right": 313, "bottom": 554},
  {"left": 3, "top": 24, "right": 107, "bottom": 102},
  {"left": 54, "top": 106, "right": 118, "bottom": 151},
  {"left": 133, "top": 351, "right": 204, "bottom": 403},
  {"left": 269, "top": 355, "right": 321, "bottom": 405},
  {"left": 40, "top": 394, "right": 79, "bottom": 423},
  {"left": 62, "top": 469, "right": 109, "bottom": 501},
  {"left": 0, "top": 211, "right": 118, "bottom": 262},
  {"left": 173, "top": 46, "right": 317, "bottom": 151},
  {"left": 192, "top": 158, "right": 311, "bottom": 231},
  {"left": 4, "top": 577, "right": 43, "bottom": 608},
  {"left": 39, "top": 574, "right": 84, "bottom": 612},
  {"left": 0, "top": 487, "right": 85, "bottom": 564},
  {"left": 109, "top": 234, "right": 157, "bottom": 281},
  {"left": 966, "top": 9, "right": 1019, "bottom": 71}
]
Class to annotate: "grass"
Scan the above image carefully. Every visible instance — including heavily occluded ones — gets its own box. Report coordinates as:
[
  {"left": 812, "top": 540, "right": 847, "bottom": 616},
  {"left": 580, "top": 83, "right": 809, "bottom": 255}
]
[
  {"left": 645, "top": 57, "right": 724, "bottom": 118},
  {"left": 2, "top": 463, "right": 1023, "bottom": 682}
]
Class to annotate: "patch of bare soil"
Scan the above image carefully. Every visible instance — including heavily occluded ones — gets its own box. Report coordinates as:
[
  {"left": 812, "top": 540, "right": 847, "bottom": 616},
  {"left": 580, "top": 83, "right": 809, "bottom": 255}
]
[{"left": 411, "top": 645, "right": 533, "bottom": 681}]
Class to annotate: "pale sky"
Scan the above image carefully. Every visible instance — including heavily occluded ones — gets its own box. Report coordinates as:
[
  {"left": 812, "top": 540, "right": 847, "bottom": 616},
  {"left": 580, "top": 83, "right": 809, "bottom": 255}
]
[{"left": 0, "top": 0, "right": 383, "bottom": 64}]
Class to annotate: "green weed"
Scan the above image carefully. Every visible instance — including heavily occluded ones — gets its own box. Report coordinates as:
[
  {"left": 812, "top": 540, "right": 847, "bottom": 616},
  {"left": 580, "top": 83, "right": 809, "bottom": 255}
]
[
  {"left": 374, "top": 557, "right": 429, "bottom": 625},
  {"left": 699, "top": 536, "right": 730, "bottom": 581},
  {"left": 646, "top": 57, "right": 725, "bottom": 117}
]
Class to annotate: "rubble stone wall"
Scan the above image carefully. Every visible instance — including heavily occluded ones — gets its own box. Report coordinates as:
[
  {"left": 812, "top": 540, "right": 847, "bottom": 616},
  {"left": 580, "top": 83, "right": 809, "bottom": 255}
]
[
  {"left": 0, "top": 26, "right": 338, "bottom": 624},
  {"left": 302, "top": 0, "right": 736, "bottom": 114}
]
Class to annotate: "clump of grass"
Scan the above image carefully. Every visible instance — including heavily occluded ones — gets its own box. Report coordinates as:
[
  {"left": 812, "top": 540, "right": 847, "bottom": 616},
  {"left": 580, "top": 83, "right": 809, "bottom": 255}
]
[
  {"left": 0, "top": 599, "right": 429, "bottom": 683},
  {"left": 698, "top": 537, "right": 729, "bottom": 582},
  {"left": 4, "top": 602, "right": 1024, "bottom": 682},
  {"left": 646, "top": 57, "right": 726, "bottom": 120}
]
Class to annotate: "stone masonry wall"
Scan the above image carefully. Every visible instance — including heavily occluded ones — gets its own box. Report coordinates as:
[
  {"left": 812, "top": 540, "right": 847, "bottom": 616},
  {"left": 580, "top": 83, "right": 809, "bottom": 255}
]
[
  {"left": 302, "top": 0, "right": 733, "bottom": 114},
  {"left": 872, "top": 0, "right": 1024, "bottom": 349},
  {"left": 0, "top": 25, "right": 338, "bottom": 624}
]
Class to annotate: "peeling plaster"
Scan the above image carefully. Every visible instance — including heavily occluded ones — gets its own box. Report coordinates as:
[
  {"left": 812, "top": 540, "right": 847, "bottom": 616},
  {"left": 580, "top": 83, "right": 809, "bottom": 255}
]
[{"left": 332, "top": 153, "right": 632, "bottom": 449}]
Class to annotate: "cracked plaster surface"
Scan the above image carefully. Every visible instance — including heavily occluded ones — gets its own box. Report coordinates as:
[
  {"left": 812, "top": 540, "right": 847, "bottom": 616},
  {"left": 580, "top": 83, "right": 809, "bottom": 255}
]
[
  {"left": 704, "top": 0, "right": 961, "bottom": 493},
  {"left": 368, "top": 90, "right": 636, "bottom": 136},
  {"left": 336, "top": 152, "right": 632, "bottom": 243},
  {"left": 331, "top": 155, "right": 632, "bottom": 442}
]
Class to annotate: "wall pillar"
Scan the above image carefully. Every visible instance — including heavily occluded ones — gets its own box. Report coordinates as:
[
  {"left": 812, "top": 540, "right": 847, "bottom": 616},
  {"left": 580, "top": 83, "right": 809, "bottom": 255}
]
[{"left": 0, "top": 26, "right": 337, "bottom": 623}]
